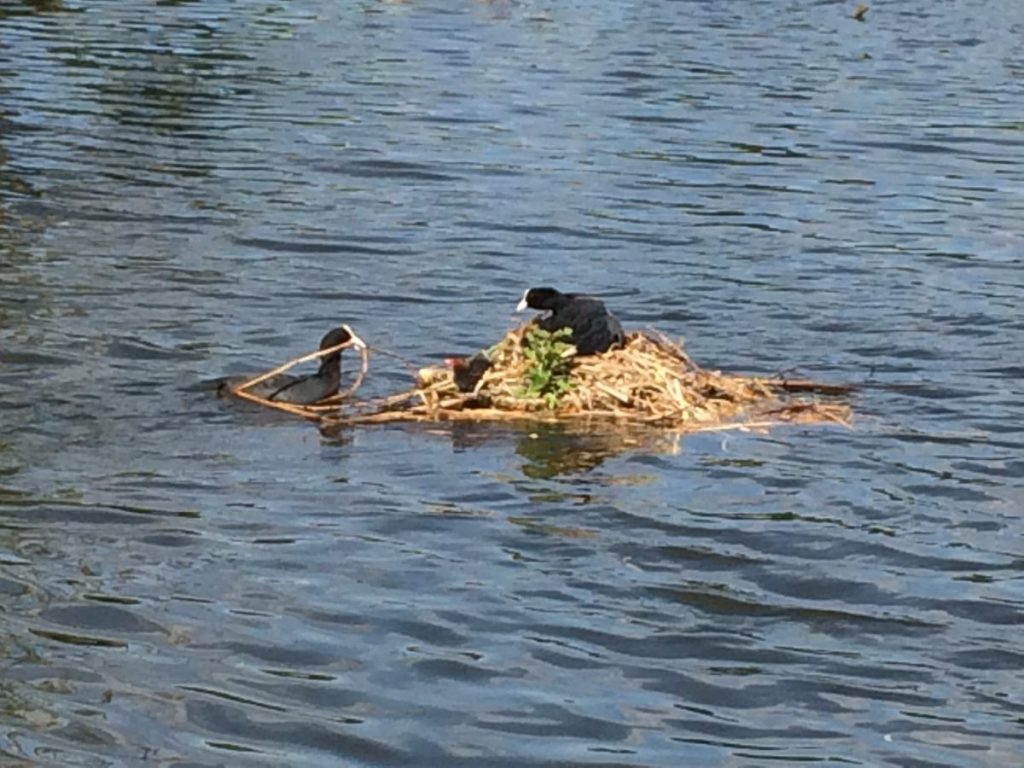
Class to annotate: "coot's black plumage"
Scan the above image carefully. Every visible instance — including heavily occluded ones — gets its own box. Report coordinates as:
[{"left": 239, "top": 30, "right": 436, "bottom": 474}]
[
  {"left": 516, "top": 287, "right": 625, "bottom": 355},
  {"left": 217, "top": 325, "right": 365, "bottom": 405},
  {"left": 446, "top": 351, "right": 492, "bottom": 393}
]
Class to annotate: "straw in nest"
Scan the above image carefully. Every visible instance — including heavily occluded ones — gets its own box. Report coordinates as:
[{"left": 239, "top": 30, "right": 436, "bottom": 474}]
[{"left": 325, "top": 325, "right": 852, "bottom": 432}]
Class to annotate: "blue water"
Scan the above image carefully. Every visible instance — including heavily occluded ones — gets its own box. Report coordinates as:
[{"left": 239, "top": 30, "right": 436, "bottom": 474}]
[{"left": 1, "top": 1, "right": 1023, "bottom": 765}]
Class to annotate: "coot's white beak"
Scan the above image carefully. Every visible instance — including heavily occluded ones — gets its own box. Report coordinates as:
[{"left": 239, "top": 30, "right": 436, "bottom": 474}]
[
  {"left": 342, "top": 324, "right": 366, "bottom": 351},
  {"left": 516, "top": 290, "right": 529, "bottom": 312}
]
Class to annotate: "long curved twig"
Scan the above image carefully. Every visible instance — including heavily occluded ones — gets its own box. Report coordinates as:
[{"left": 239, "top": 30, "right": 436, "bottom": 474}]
[
  {"left": 232, "top": 339, "right": 353, "bottom": 395},
  {"left": 228, "top": 336, "right": 369, "bottom": 419},
  {"left": 230, "top": 387, "right": 323, "bottom": 420},
  {"left": 303, "top": 344, "right": 370, "bottom": 411}
]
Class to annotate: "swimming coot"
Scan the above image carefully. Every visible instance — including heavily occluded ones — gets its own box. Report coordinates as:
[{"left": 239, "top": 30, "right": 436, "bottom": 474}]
[
  {"left": 445, "top": 351, "right": 492, "bottom": 393},
  {"left": 516, "top": 287, "right": 625, "bottom": 355},
  {"left": 219, "top": 325, "right": 365, "bottom": 405}
]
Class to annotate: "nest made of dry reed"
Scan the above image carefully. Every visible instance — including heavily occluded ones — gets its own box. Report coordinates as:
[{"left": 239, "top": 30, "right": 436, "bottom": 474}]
[{"left": 334, "top": 325, "right": 851, "bottom": 430}]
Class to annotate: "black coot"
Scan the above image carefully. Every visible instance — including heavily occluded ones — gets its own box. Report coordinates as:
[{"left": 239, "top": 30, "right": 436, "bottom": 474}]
[
  {"left": 218, "top": 325, "right": 365, "bottom": 405},
  {"left": 445, "top": 351, "right": 492, "bottom": 393},
  {"left": 516, "top": 287, "right": 625, "bottom": 355}
]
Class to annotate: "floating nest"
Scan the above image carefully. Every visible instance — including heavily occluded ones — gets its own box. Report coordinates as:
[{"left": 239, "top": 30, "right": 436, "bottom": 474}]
[{"left": 311, "top": 325, "right": 853, "bottom": 433}]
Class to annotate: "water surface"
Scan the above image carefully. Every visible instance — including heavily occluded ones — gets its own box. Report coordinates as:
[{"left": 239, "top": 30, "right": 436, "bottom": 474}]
[{"left": 2, "top": 0, "right": 1023, "bottom": 765}]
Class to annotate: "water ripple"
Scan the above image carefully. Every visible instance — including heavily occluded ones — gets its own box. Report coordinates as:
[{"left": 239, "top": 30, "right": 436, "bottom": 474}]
[{"left": 1, "top": 0, "right": 1023, "bottom": 766}]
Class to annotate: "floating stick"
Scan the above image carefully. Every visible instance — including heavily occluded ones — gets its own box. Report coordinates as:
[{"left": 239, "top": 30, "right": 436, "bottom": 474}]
[{"left": 228, "top": 331, "right": 369, "bottom": 419}]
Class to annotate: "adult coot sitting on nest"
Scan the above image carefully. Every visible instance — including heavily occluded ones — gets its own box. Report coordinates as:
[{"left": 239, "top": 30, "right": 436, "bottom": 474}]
[
  {"left": 516, "top": 287, "right": 625, "bottom": 355},
  {"left": 218, "top": 325, "right": 365, "bottom": 405}
]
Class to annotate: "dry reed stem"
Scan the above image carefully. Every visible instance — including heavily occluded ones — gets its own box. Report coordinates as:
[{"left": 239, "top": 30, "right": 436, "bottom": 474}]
[
  {"left": 228, "top": 339, "right": 370, "bottom": 419},
  {"left": 230, "top": 388, "right": 322, "bottom": 420},
  {"left": 293, "top": 343, "right": 370, "bottom": 411}
]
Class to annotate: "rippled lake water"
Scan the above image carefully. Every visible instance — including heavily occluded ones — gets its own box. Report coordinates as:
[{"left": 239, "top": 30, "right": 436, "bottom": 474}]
[{"left": 2, "top": 0, "right": 1023, "bottom": 765}]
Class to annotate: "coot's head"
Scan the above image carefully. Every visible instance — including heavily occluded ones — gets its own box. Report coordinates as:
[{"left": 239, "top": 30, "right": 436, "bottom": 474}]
[
  {"left": 516, "top": 287, "right": 563, "bottom": 312},
  {"left": 319, "top": 324, "right": 366, "bottom": 358}
]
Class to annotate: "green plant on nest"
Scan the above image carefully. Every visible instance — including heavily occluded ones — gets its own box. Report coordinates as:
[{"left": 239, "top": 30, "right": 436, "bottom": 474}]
[{"left": 518, "top": 327, "right": 575, "bottom": 408}]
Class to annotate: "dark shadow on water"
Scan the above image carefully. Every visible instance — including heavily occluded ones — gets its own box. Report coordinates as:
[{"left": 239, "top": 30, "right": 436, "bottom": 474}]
[
  {"left": 325, "top": 420, "right": 680, "bottom": 480},
  {"left": 509, "top": 423, "right": 680, "bottom": 479},
  {"left": 0, "top": 0, "right": 67, "bottom": 18}
]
